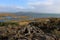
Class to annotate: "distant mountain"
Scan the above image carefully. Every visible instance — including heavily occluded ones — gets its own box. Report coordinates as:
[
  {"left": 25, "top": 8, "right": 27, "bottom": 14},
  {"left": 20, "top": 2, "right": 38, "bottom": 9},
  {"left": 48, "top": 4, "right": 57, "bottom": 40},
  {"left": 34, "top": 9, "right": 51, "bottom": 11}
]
[
  {"left": 14, "top": 12, "right": 60, "bottom": 18},
  {"left": 0, "top": 12, "right": 60, "bottom": 18},
  {"left": 14, "top": 12, "right": 41, "bottom": 16}
]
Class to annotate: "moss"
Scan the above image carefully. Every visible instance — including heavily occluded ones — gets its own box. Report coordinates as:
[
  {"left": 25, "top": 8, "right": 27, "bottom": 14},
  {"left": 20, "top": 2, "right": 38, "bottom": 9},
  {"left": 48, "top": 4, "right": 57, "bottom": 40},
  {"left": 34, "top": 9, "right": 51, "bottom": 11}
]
[{"left": 0, "top": 22, "right": 19, "bottom": 26}]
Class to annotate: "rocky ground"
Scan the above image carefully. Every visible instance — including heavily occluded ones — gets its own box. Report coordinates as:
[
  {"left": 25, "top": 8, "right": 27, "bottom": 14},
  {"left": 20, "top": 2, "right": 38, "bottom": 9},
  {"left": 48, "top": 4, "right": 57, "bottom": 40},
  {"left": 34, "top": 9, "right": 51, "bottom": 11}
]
[{"left": 0, "top": 18, "right": 60, "bottom": 40}]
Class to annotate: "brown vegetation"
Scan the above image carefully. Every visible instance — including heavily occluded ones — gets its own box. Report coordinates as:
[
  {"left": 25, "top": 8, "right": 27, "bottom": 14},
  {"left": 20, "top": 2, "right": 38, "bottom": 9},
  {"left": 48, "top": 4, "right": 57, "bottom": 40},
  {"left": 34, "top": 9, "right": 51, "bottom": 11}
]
[{"left": 0, "top": 18, "right": 60, "bottom": 40}]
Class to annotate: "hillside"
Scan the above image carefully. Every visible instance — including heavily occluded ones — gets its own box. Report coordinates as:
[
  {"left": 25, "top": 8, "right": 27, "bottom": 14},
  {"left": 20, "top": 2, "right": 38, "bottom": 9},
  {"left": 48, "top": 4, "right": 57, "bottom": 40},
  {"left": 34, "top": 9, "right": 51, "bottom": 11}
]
[{"left": 0, "top": 18, "right": 60, "bottom": 40}]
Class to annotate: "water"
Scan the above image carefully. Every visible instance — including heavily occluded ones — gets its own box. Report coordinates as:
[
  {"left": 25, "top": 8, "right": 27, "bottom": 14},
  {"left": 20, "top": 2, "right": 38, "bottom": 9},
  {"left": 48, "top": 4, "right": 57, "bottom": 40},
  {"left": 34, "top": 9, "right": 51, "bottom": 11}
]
[
  {"left": 25, "top": 14, "right": 60, "bottom": 18},
  {"left": 0, "top": 14, "right": 60, "bottom": 22},
  {"left": 15, "top": 14, "right": 60, "bottom": 18},
  {"left": 15, "top": 13, "right": 60, "bottom": 18}
]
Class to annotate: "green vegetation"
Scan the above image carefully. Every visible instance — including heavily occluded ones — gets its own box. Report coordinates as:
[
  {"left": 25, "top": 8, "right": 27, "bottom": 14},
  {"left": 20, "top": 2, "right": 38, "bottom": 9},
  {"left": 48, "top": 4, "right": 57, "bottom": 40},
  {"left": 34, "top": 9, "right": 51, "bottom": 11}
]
[
  {"left": 0, "top": 22, "right": 19, "bottom": 26},
  {"left": 0, "top": 13, "right": 60, "bottom": 40}
]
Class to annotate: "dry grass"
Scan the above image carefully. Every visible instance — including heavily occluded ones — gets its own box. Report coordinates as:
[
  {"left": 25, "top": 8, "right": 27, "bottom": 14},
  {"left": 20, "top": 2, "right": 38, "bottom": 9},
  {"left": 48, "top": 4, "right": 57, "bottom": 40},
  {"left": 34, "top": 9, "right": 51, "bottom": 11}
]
[
  {"left": 0, "top": 13, "right": 60, "bottom": 40},
  {"left": 19, "top": 21, "right": 30, "bottom": 26}
]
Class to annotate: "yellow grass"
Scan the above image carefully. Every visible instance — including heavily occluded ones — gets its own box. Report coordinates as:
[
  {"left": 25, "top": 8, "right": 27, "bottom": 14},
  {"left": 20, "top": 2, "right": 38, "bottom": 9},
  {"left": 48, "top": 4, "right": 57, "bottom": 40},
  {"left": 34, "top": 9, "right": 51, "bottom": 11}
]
[{"left": 19, "top": 21, "right": 30, "bottom": 26}]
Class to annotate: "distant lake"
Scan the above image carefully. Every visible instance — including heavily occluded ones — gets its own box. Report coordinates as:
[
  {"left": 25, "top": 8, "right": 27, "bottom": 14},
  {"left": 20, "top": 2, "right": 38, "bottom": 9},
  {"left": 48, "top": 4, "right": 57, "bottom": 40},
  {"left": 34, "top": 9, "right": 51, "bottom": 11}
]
[
  {"left": 31, "top": 14, "right": 60, "bottom": 18},
  {"left": 15, "top": 13, "right": 60, "bottom": 18},
  {"left": 0, "top": 14, "right": 60, "bottom": 22}
]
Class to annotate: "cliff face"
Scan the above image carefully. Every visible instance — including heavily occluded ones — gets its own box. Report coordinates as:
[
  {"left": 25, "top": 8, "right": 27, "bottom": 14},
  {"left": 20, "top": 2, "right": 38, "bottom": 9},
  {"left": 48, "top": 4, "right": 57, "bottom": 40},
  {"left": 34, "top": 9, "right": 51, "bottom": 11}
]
[{"left": 0, "top": 18, "right": 60, "bottom": 40}]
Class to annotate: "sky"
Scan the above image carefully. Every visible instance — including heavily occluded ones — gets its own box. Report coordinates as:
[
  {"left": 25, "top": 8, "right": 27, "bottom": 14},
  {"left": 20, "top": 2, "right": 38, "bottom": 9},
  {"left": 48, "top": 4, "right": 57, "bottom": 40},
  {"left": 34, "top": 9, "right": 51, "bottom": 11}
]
[{"left": 0, "top": 0, "right": 60, "bottom": 13}]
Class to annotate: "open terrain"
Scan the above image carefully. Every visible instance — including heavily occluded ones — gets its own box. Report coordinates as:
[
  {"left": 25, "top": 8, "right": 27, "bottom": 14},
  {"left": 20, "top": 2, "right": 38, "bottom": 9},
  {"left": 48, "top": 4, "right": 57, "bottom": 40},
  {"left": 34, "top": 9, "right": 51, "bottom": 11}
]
[{"left": 0, "top": 13, "right": 60, "bottom": 40}]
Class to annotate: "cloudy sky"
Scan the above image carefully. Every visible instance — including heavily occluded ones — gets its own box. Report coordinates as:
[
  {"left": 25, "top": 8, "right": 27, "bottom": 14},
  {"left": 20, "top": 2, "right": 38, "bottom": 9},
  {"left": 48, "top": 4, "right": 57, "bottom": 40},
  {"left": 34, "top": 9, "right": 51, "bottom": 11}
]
[{"left": 0, "top": 0, "right": 60, "bottom": 13}]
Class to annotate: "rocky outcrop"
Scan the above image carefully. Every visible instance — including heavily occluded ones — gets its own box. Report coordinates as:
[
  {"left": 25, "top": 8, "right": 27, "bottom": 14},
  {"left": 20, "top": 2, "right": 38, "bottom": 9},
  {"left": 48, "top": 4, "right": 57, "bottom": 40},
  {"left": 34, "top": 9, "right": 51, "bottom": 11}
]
[{"left": 0, "top": 18, "right": 60, "bottom": 40}]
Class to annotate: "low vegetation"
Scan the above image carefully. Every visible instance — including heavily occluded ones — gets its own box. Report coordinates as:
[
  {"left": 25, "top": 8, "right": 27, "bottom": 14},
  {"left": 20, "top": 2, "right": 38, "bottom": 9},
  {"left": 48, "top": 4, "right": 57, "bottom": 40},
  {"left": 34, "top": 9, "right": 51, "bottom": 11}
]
[
  {"left": 0, "top": 13, "right": 60, "bottom": 40},
  {"left": 0, "top": 22, "right": 19, "bottom": 26},
  {"left": 0, "top": 18, "right": 59, "bottom": 40}
]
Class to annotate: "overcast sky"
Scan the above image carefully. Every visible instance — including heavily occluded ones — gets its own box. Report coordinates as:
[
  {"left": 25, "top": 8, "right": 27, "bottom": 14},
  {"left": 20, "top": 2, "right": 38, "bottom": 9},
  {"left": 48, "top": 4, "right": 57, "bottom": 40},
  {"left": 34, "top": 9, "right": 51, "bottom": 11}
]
[{"left": 0, "top": 0, "right": 60, "bottom": 13}]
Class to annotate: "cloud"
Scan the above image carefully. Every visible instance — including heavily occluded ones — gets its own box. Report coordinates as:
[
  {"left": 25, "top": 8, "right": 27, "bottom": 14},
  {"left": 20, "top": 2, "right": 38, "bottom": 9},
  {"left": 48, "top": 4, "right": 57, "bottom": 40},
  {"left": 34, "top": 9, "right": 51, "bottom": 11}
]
[
  {"left": 0, "top": 0, "right": 60, "bottom": 13},
  {"left": 0, "top": 5, "right": 25, "bottom": 12},
  {"left": 26, "top": 0, "right": 60, "bottom": 13},
  {"left": 28, "top": 0, "right": 53, "bottom": 5}
]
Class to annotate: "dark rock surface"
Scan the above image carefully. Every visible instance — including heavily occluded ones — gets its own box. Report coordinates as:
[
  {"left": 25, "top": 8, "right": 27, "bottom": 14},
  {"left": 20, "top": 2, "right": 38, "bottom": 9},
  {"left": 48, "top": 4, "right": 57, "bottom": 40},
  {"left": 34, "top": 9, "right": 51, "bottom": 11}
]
[{"left": 0, "top": 18, "right": 60, "bottom": 40}]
